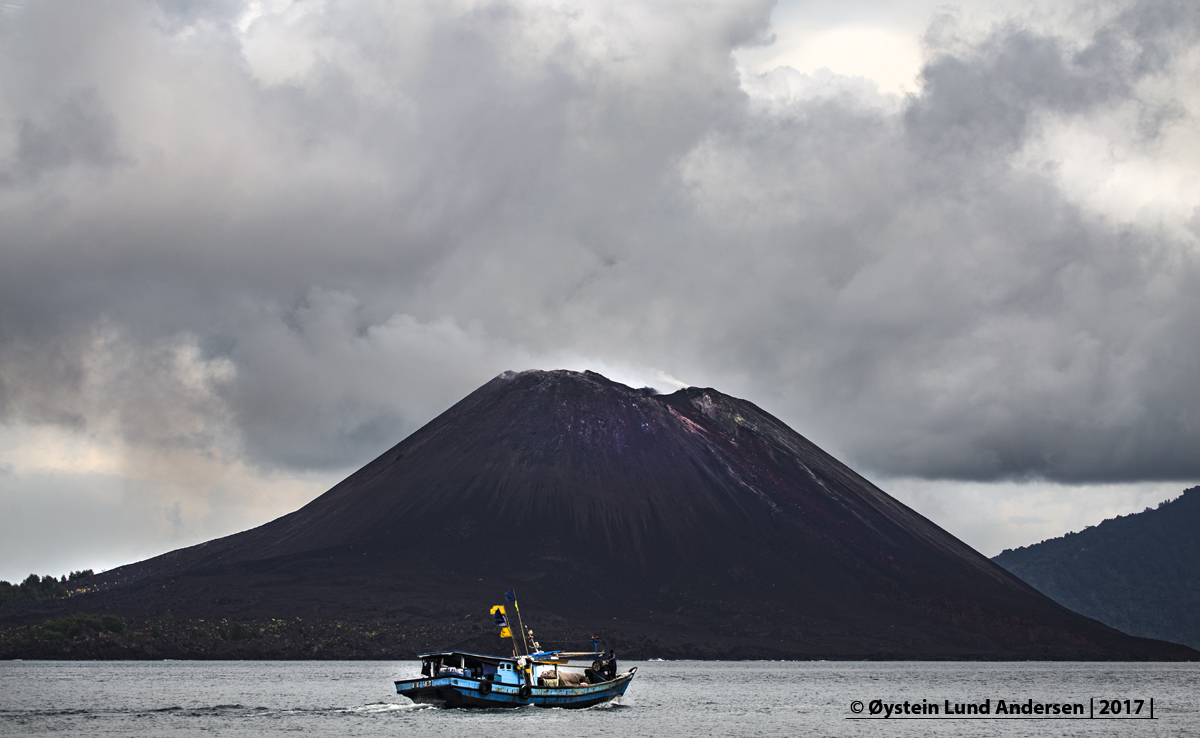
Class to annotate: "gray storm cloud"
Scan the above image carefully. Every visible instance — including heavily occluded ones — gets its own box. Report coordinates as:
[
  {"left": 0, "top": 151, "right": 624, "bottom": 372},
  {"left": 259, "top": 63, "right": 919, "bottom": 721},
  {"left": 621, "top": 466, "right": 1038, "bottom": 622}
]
[{"left": 1, "top": 0, "right": 1198, "bottom": 507}]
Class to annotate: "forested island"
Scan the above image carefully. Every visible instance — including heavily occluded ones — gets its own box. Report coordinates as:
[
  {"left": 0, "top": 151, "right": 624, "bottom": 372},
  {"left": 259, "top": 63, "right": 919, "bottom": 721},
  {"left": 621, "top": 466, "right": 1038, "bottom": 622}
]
[{"left": 994, "top": 487, "right": 1200, "bottom": 650}]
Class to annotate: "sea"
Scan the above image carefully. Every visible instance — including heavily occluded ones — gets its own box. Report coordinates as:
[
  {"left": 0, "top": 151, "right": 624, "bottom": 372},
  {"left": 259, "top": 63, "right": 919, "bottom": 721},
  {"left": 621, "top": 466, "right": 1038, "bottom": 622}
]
[{"left": 2, "top": 660, "right": 1197, "bottom": 737}]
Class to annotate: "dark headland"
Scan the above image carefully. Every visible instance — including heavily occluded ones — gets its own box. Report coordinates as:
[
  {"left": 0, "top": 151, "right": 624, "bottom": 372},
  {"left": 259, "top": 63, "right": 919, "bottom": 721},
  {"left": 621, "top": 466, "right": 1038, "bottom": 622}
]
[{"left": 2, "top": 370, "right": 1195, "bottom": 660}]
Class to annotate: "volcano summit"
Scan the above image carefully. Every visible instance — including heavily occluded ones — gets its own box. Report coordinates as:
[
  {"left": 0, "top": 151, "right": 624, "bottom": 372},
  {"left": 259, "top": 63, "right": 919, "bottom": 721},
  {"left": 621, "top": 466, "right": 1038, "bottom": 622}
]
[{"left": 3, "top": 370, "right": 1194, "bottom": 660}]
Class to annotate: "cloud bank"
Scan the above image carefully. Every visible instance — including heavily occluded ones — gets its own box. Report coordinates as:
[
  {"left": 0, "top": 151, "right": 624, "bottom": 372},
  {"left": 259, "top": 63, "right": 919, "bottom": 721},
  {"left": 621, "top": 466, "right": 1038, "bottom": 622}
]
[{"left": 1, "top": 0, "right": 1198, "bottom": 573}]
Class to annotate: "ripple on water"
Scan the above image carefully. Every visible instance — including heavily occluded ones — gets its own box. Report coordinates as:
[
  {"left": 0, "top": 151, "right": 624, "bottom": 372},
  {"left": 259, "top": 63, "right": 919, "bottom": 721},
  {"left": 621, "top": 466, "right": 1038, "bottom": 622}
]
[{"left": 1, "top": 661, "right": 1197, "bottom": 738}]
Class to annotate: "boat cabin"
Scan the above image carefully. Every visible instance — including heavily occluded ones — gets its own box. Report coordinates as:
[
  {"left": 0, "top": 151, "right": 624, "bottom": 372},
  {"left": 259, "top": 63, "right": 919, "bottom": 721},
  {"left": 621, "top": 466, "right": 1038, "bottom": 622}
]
[
  {"left": 417, "top": 649, "right": 606, "bottom": 687},
  {"left": 419, "top": 651, "right": 527, "bottom": 686}
]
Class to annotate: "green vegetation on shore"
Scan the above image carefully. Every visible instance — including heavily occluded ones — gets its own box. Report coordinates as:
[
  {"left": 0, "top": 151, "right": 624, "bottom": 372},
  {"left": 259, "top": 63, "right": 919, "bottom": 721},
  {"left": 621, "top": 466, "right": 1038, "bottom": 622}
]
[
  {"left": 0, "top": 570, "right": 95, "bottom": 606},
  {"left": 993, "top": 487, "right": 1200, "bottom": 650}
]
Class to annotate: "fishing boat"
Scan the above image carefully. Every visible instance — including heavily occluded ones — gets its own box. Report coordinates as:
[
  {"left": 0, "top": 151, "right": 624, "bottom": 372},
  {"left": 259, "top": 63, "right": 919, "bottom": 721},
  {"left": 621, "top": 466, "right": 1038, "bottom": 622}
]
[{"left": 394, "top": 590, "right": 637, "bottom": 708}]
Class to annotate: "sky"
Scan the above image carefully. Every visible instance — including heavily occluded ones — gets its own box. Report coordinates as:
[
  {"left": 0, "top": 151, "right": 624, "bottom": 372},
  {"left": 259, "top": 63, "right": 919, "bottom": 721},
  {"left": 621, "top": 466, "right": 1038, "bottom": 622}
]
[{"left": 1, "top": 0, "right": 1198, "bottom": 582}]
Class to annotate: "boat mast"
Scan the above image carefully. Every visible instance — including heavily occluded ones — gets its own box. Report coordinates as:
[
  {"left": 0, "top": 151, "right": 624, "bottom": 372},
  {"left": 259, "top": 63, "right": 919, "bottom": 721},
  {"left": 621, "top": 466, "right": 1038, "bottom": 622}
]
[
  {"left": 491, "top": 604, "right": 523, "bottom": 658},
  {"left": 506, "top": 589, "right": 529, "bottom": 656}
]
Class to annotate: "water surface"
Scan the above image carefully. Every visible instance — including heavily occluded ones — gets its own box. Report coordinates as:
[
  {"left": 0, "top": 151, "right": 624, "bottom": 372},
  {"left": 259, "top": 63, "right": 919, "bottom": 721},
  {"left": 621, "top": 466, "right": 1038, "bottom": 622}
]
[{"left": 2, "top": 660, "right": 1196, "bottom": 737}]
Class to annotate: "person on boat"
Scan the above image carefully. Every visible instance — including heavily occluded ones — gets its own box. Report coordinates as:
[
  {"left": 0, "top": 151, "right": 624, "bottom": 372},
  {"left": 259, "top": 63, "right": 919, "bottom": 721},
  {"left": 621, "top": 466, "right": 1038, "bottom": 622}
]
[{"left": 605, "top": 649, "right": 617, "bottom": 680}]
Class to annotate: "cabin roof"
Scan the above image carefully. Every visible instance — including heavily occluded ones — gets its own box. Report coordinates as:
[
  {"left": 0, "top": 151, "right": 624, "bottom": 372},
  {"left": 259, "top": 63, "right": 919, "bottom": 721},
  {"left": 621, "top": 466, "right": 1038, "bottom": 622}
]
[
  {"left": 416, "top": 649, "right": 601, "bottom": 663},
  {"left": 415, "top": 650, "right": 515, "bottom": 664}
]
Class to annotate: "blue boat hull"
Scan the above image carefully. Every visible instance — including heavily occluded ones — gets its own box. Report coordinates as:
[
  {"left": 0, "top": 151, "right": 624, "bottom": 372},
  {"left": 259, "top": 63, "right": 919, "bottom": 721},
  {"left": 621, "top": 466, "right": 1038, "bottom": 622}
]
[{"left": 395, "top": 668, "right": 636, "bottom": 709}]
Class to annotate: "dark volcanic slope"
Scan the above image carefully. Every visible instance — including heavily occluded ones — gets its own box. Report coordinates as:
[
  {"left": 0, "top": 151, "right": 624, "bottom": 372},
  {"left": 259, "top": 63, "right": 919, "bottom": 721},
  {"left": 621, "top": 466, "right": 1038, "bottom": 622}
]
[
  {"left": 10, "top": 370, "right": 1195, "bottom": 659},
  {"left": 994, "top": 488, "right": 1200, "bottom": 650}
]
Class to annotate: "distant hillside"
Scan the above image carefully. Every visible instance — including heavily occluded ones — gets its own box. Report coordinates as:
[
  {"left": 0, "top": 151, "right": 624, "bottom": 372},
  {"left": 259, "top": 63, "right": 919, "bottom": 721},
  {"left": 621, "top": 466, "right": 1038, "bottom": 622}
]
[{"left": 993, "top": 488, "right": 1200, "bottom": 650}]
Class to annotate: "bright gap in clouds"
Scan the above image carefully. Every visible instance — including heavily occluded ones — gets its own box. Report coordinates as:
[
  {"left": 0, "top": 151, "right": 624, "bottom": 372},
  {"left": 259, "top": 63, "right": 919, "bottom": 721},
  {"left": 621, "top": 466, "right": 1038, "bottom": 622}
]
[
  {"left": 735, "top": 0, "right": 1036, "bottom": 95},
  {"left": 737, "top": 23, "right": 923, "bottom": 95},
  {"left": 882, "top": 477, "right": 1188, "bottom": 558},
  {"left": 0, "top": 422, "right": 339, "bottom": 583}
]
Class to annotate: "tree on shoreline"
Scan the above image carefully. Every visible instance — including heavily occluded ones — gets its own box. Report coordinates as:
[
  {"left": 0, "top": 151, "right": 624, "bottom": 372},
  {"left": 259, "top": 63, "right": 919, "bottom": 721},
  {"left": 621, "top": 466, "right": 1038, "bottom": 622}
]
[{"left": 0, "top": 570, "right": 94, "bottom": 606}]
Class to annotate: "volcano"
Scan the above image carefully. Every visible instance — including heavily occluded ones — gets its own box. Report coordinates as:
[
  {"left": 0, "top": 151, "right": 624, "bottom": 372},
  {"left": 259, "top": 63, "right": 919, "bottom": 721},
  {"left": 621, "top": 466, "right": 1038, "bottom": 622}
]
[{"left": 5, "top": 370, "right": 1194, "bottom": 659}]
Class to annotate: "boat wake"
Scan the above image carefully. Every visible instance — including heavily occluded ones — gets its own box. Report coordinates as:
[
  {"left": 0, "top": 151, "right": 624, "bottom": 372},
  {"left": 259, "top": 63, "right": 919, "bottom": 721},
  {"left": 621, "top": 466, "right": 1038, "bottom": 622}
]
[{"left": 336, "top": 702, "right": 431, "bottom": 714}]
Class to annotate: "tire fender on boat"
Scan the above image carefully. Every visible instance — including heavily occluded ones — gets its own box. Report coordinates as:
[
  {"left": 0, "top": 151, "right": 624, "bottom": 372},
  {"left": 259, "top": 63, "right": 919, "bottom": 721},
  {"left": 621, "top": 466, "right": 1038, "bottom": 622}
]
[
  {"left": 518, "top": 684, "right": 532, "bottom": 700},
  {"left": 479, "top": 680, "right": 492, "bottom": 695}
]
